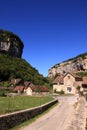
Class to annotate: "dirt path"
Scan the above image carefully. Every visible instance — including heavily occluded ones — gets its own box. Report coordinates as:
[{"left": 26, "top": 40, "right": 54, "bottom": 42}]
[
  {"left": 66, "top": 96, "right": 86, "bottom": 130},
  {"left": 19, "top": 96, "right": 78, "bottom": 130}
]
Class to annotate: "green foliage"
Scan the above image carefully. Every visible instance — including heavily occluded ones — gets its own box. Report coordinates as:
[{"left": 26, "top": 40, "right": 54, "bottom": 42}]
[
  {"left": 0, "top": 29, "right": 24, "bottom": 49},
  {"left": 0, "top": 54, "right": 49, "bottom": 86},
  {"left": 45, "top": 77, "right": 53, "bottom": 88},
  {"left": 54, "top": 73, "right": 60, "bottom": 79},
  {"left": 0, "top": 89, "right": 8, "bottom": 96},
  {"left": 54, "top": 89, "right": 65, "bottom": 95},
  {"left": 76, "top": 72, "right": 87, "bottom": 77},
  {"left": 60, "top": 90, "right": 65, "bottom": 94},
  {"left": 65, "top": 52, "right": 87, "bottom": 62},
  {"left": 54, "top": 89, "right": 57, "bottom": 93},
  {"left": 76, "top": 86, "right": 80, "bottom": 91}
]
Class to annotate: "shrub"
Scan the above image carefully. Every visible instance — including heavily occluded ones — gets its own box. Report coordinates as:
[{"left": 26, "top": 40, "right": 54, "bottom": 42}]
[{"left": 60, "top": 90, "right": 65, "bottom": 94}]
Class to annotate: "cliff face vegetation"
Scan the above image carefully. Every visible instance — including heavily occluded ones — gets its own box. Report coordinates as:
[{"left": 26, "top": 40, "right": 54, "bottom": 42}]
[
  {"left": 0, "top": 29, "right": 24, "bottom": 58},
  {"left": 48, "top": 53, "right": 87, "bottom": 78},
  {"left": 0, "top": 29, "right": 50, "bottom": 87}
]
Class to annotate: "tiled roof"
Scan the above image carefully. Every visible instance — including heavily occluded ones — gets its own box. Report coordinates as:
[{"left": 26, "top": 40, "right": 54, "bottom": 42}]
[
  {"left": 53, "top": 71, "right": 83, "bottom": 84},
  {"left": 39, "top": 86, "right": 49, "bottom": 92},
  {"left": 24, "top": 81, "right": 31, "bottom": 87},
  {"left": 63, "top": 71, "right": 83, "bottom": 81},
  {"left": 64, "top": 71, "right": 80, "bottom": 78},
  {"left": 13, "top": 86, "right": 24, "bottom": 92},
  {"left": 13, "top": 83, "right": 49, "bottom": 93},
  {"left": 30, "top": 86, "right": 37, "bottom": 91},
  {"left": 30, "top": 86, "right": 49, "bottom": 92},
  {"left": 53, "top": 75, "right": 63, "bottom": 84}
]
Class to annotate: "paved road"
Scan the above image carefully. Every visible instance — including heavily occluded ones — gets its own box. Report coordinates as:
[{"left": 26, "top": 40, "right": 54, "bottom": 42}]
[{"left": 20, "top": 96, "right": 78, "bottom": 130}]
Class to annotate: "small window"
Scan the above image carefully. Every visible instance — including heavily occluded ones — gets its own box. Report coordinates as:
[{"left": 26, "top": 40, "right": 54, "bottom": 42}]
[{"left": 68, "top": 76, "right": 70, "bottom": 79}]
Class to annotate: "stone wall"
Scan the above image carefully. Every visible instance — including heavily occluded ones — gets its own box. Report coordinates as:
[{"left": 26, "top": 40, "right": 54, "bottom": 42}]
[{"left": 0, "top": 99, "right": 58, "bottom": 130}]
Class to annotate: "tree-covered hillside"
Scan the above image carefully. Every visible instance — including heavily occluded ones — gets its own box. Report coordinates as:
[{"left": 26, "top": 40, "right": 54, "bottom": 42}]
[
  {"left": 0, "top": 54, "right": 49, "bottom": 86},
  {"left": 0, "top": 29, "right": 51, "bottom": 88}
]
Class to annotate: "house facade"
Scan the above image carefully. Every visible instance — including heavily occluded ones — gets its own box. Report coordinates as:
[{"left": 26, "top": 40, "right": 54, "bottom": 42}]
[
  {"left": 53, "top": 72, "right": 83, "bottom": 94},
  {"left": 13, "top": 82, "right": 36, "bottom": 96},
  {"left": 24, "top": 85, "right": 36, "bottom": 96},
  {"left": 13, "top": 81, "right": 49, "bottom": 96}
]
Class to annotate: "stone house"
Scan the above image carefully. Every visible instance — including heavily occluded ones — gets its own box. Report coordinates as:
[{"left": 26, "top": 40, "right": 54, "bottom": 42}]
[
  {"left": 24, "top": 83, "right": 36, "bottom": 96},
  {"left": 13, "top": 82, "right": 36, "bottom": 95},
  {"left": 13, "top": 82, "right": 49, "bottom": 96},
  {"left": 53, "top": 72, "right": 83, "bottom": 94},
  {"left": 13, "top": 85, "right": 24, "bottom": 94},
  {"left": 24, "top": 86, "right": 49, "bottom": 96}
]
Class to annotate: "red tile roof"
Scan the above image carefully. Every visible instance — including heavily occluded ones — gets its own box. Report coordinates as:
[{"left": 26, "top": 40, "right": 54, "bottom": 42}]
[
  {"left": 24, "top": 81, "right": 31, "bottom": 87},
  {"left": 53, "top": 75, "right": 63, "bottom": 84},
  {"left": 13, "top": 84, "right": 49, "bottom": 93},
  {"left": 39, "top": 86, "right": 49, "bottom": 92},
  {"left": 13, "top": 86, "right": 24, "bottom": 92},
  {"left": 30, "top": 86, "right": 49, "bottom": 92},
  {"left": 64, "top": 71, "right": 80, "bottom": 78},
  {"left": 30, "top": 86, "right": 36, "bottom": 91}
]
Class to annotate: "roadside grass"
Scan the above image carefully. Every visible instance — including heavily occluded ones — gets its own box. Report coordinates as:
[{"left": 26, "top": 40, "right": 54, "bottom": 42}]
[
  {"left": 11, "top": 103, "right": 58, "bottom": 130},
  {"left": 0, "top": 95, "right": 53, "bottom": 115},
  {"left": 57, "top": 94, "right": 74, "bottom": 96}
]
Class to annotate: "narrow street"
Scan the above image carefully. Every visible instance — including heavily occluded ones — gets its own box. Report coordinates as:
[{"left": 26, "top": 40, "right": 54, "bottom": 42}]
[{"left": 20, "top": 96, "right": 79, "bottom": 130}]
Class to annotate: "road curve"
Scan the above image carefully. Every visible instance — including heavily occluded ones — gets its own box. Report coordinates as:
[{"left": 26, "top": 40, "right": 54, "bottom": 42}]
[{"left": 19, "top": 96, "right": 78, "bottom": 130}]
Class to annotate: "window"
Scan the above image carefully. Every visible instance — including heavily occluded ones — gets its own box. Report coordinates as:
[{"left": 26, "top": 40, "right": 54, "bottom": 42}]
[{"left": 68, "top": 76, "right": 70, "bottom": 79}]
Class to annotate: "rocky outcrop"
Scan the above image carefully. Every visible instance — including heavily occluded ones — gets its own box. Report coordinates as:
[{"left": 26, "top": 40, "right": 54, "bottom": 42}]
[
  {"left": 48, "top": 53, "right": 87, "bottom": 78},
  {"left": 0, "top": 29, "right": 24, "bottom": 58}
]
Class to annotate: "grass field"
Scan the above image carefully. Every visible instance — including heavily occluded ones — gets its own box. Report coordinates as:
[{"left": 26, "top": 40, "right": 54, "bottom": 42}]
[{"left": 0, "top": 95, "right": 53, "bottom": 115}]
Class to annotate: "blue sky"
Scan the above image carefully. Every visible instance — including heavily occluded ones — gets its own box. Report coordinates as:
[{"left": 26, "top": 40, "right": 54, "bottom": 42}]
[{"left": 0, "top": 0, "right": 87, "bottom": 76}]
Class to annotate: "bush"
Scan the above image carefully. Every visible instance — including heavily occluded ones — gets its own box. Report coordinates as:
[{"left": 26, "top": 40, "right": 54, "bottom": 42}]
[
  {"left": 54, "top": 89, "right": 65, "bottom": 95},
  {"left": 60, "top": 90, "right": 65, "bottom": 94}
]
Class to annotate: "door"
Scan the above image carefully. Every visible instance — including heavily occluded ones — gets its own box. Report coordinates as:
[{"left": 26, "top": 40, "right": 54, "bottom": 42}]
[{"left": 67, "top": 87, "right": 72, "bottom": 93}]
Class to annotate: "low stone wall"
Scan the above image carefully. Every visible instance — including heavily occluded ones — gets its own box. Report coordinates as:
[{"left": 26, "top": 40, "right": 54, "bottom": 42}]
[{"left": 0, "top": 99, "right": 58, "bottom": 130}]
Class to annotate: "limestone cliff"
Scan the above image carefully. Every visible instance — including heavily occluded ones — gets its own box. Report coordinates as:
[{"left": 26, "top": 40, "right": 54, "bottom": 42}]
[
  {"left": 0, "top": 29, "right": 24, "bottom": 58},
  {"left": 48, "top": 53, "right": 87, "bottom": 78}
]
